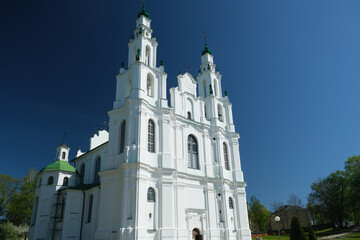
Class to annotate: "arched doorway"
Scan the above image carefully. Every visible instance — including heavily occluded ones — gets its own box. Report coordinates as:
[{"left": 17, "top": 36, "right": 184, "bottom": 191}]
[{"left": 192, "top": 228, "right": 203, "bottom": 240}]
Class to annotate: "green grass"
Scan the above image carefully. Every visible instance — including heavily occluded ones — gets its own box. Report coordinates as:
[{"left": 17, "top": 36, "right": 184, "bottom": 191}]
[
  {"left": 252, "top": 229, "right": 360, "bottom": 240},
  {"left": 252, "top": 235, "right": 290, "bottom": 240},
  {"left": 316, "top": 228, "right": 334, "bottom": 234}
]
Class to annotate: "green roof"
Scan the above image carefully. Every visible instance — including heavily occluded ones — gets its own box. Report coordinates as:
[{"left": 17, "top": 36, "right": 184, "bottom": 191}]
[
  {"left": 202, "top": 43, "right": 213, "bottom": 56},
  {"left": 138, "top": 6, "right": 150, "bottom": 19},
  {"left": 42, "top": 160, "right": 76, "bottom": 173}
]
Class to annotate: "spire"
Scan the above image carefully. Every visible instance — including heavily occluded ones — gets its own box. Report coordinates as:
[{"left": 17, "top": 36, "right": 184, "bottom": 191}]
[
  {"left": 202, "top": 32, "right": 213, "bottom": 56},
  {"left": 62, "top": 131, "right": 67, "bottom": 146},
  {"left": 137, "top": 1, "right": 150, "bottom": 19}
]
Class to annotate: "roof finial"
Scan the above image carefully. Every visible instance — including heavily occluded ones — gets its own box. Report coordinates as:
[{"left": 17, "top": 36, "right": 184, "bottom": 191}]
[
  {"left": 62, "top": 131, "right": 67, "bottom": 145},
  {"left": 202, "top": 32, "right": 213, "bottom": 56},
  {"left": 203, "top": 32, "right": 208, "bottom": 48},
  {"left": 138, "top": 0, "right": 150, "bottom": 19},
  {"left": 185, "top": 63, "right": 189, "bottom": 72},
  {"left": 102, "top": 121, "right": 107, "bottom": 130}
]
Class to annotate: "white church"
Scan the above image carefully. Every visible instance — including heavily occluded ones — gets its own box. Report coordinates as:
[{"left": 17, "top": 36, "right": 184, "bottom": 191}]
[{"left": 29, "top": 5, "right": 251, "bottom": 240}]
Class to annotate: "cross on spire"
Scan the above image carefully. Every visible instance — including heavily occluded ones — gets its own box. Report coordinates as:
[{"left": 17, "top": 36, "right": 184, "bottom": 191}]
[
  {"left": 102, "top": 121, "right": 107, "bottom": 130},
  {"left": 185, "top": 63, "right": 189, "bottom": 72},
  {"left": 203, "top": 32, "right": 208, "bottom": 46},
  {"left": 62, "top": 131, "right": 67, "bottom": 145}
]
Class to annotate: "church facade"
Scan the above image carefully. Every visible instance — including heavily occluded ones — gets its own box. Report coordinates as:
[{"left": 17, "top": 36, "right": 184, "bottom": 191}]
[{"left": 29, "top": 6, "right": 251, "bottom": 240}]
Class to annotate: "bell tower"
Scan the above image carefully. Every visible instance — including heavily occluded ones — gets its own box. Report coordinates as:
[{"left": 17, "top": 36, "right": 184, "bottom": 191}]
[
  {"left": 197, "top": 36, "right": 235, "bottom": 131},
  {"left": 127, "top": 5, "right": 157, "bottom": 68},
  {"left": 107, "top": 4, "right": 168, "bottom": 170}
]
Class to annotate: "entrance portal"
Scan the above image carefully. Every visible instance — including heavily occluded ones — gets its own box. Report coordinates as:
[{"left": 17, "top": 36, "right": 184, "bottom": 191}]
[{"left": 192, "top": 228, "right": 203, "bottom": 240}]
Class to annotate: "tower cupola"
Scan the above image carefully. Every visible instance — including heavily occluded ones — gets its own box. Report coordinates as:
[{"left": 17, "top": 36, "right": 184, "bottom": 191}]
[
  {"left": 55, "top": 143, "right": 70, "bottom": 162},
  {"left": 200, "top": 34, "right": 214, "bottom": 65}
]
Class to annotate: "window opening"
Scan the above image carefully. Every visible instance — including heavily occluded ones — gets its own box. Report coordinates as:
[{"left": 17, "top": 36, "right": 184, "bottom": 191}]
[
  {"left": 229, "top": 197, "right": 234, "bottom": 209},
  {"left": 119, "top": 121, "right": 126, "bottom": 153},
  {"left": 148, "top": 120, "right": 155, "bottom": 152},
  {"left": 223, "top": 143, "right": 230, "bottom": 170},
  {"left": 80, "top": 164, "right": 85, "bottom": 184},
  {"left": 187, "top": 112, "right": 192, "bottom": 119},
  {"left": 188, "top": 135, "right": 199, "bottom": 169},
  {"left": 147, "top": 187, "right": 155, "bottom": 202},
  {"left": 63, "top": 177, "right": 69, "bottom": 186},
  {"left": 94, "top": 157, "right": 101, "bottom": 183},
  {"left": 47, "top": 176, "right": 54, "bottom": 185}
]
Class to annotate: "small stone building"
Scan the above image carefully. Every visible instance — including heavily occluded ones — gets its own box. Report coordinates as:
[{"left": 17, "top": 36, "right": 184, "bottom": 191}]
[{"left": 270, "top": 205, "right": 311, "bottom": 231}]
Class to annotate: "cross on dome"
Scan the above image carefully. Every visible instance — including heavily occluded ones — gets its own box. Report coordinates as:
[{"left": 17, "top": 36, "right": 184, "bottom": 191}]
[
  {"left": 202, "top": 32, "right": 212, "bottom": 56},
  {"left": 138, "top": 0, "right": 150, "bottom": 19}
]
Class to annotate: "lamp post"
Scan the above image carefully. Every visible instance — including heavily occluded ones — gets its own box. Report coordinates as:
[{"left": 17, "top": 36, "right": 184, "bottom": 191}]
[{"left": 275, "top": 216, "right": 281, "bottom": 240}]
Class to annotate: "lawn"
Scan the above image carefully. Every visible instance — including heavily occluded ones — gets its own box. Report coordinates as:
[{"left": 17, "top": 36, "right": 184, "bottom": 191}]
[{"left": 252, "top": 231, "right": 360, "bottom": 240}]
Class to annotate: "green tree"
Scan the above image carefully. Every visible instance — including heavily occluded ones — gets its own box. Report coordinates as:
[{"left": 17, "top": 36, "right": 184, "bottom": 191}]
[
  {"left": 0, "top": 174, "right": 19, "bottom": 220},
  {"left": 249, "top": 196, "right": 270, "bottom": 232},
  {"left": 6, "top": 169, "right": 37, "bottom": 226},
  {"left": 344, "top": 155, "right": 360, "bottom": 226},
  {"left": 290, "top": 215, "right": 307, "bottom": 240},
  {"left": 308, "top": 170, "right": 347, "bottom": 229},
  {"left": 306, "top": 202, "right": 328, "bottom": 226},
  {"left": 0, "top": 222, "right": 21, "bottom": 240}
]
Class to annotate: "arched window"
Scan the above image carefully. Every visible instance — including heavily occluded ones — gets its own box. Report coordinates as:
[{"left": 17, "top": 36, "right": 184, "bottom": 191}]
[
  {"left": 145, "top": 45, "right": 151, "bottom": 66},
  {"left": 218, "top": 104, "right": 223, "bottom": 122},
  {"left": 147, "top": 187, "right": 155, "bottom": 202},
  {"left": 94, "top": 157, "right": 101, "bottom": 183},
  {"left": 203, "top": 80, "right": 207, "bottom": 97},
  {"left": 187, "top": 112, "right": 192, "bottom": 119},
  {"left": 87, "top": 194, "right": 93, "bottom": 222},
  {"left": 148, "top": 120, "right": 155, "bottom": 152},
  {"left": 47, "top": 176, "right": 54, "bottom": 185},
  {"left": 62, "top": 152, "right": 66, "bottom": 159},
  {"left": 147, "top": 74, "right": 153, "bottom": 97},
  {"left": 63, "top": 177, "right": 69, "bottom": 186},
  {"left": 31, "top": 197, "right": 39, "bottom": 225},
  {"left": 214, "top": 79, "right": 218, "bottom": 96},
  {"left": 229, "top": 197, "right": 234, "bottom": 209},
  {"left": 188, "top": 135, "right": 199, "bottom": 169},
  {"left": 204, "top": 104, "right": 207, "bottom": 118},
  {"left": 80, "top": 164, "right": 85, "bottom": 184},
  {"left": 126, "top": 74, "right": 132, "bottom": 97},
  {"left": 223, "top": 142, "right": 230, "bottom": 170},
  {"left": 37, "top": 178, "right": 41, "bottom": 188},
  {"left": 119, "top": 120, "right": 126, "bottom": 153}
]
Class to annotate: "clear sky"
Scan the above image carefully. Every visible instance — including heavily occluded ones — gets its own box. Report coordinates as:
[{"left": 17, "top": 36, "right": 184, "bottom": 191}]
[{"left": 1, "top": 0, "right": 360, "bottom": 210}]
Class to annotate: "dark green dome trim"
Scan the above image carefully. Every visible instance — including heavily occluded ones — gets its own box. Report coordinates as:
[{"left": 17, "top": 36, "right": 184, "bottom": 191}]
[
  {"left": 138, "top": 6, "right": 150, "bottom": 19},
  {"left": 202, "top": 43, "right": 212, "bottom": 55}
]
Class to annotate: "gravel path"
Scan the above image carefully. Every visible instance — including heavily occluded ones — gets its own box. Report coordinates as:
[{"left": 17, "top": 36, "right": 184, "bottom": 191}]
[{"left": 318, "top": 232, "right": 352, "bottom": 240}]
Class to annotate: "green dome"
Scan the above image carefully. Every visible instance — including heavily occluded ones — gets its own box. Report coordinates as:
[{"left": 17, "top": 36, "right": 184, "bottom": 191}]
[
  {"left": 138, "top": 6, "right": 150, "bottom": 19},
  {"left": 42, "top": 160, "right": 76, "bottom": 173},
  {"left": 202, "top": 43, "right": 212, "bottom": 56}
]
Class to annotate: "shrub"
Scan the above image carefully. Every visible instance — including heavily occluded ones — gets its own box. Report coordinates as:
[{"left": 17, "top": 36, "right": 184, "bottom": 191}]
[
  {"left": 290, "top": 216, "right": 307, "bottom": 240},
  {"left": 308, "top": 225, "right": 317, "bottom": 240}
]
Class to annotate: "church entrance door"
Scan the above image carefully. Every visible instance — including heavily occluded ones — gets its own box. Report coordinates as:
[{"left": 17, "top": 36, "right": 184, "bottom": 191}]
[{"left": 192, "top": 228, "right": 203, "bottom": 240}]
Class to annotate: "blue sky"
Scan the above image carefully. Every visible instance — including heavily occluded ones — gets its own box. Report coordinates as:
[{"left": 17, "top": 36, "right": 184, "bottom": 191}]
[{"left": 1, "top": 0, "right": 360, "bottom": 210}]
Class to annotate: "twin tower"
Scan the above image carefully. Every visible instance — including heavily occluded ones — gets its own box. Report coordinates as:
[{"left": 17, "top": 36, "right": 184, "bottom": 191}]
[{"left": 29, "top": 6, "right": 251, "bottom": 240}]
